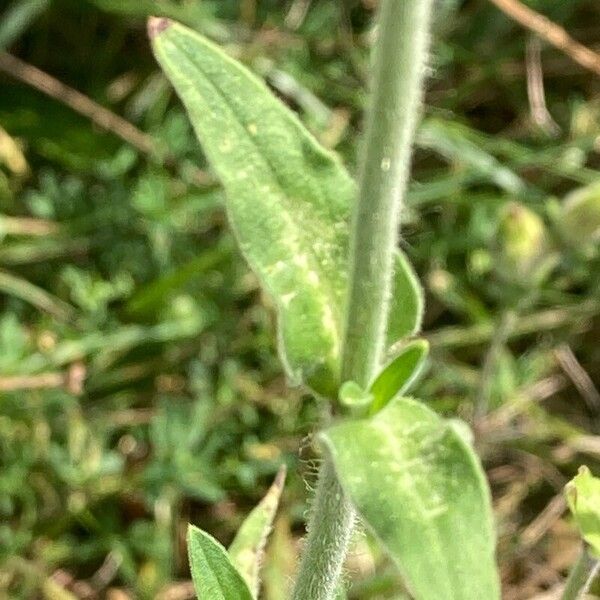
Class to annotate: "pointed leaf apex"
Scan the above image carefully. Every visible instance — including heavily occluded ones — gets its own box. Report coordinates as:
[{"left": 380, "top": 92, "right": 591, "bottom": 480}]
[{"left": 147, "top": 17, "right": 172, "bottom": 40}]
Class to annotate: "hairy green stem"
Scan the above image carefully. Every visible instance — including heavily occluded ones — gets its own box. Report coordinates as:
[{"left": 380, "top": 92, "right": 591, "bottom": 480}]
[
  {"left": 292, "top": 1, "right": 434, "bottom": 599},
  {"left": 562, "top": 546, "right": 600, "bottom": 600},
  {"left": 291, "top": 460, "right": 355, "bottom": 600},
  {"left": 342, "top": 0, "right": 434, "bottom": 385}
]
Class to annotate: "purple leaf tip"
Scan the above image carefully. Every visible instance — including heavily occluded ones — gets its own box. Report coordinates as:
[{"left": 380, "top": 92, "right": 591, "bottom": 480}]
[{"left": 147, "top": 17, "right": 171, "bottom": 40}]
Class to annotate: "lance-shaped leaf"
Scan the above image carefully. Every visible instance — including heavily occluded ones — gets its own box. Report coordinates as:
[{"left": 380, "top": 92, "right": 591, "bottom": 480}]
[
  {"left": 187, "top": 525, "right": 253, "bottom": 600},
  {"left": 369, "top": 339, "right": 428, "bottom": 414},
  {"left": 149, "top": 18, "right": 354, "bottom": 397},
  {"left": 566, "top": 466, "right": 600, "bottom": 558},
  {"left": 320, "top": 397, "right": 500, "bottom": 600},
  {"left": 149, "top": 19, "right": 424, "bottom": 396},
  {"left": 229, "top": 465, "right": 286, "bottom": 597}
]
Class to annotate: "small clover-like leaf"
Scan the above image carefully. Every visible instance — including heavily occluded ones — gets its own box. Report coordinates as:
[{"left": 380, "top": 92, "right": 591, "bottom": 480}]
[
  {"left": 320, "top": 397, "right": 500, "bottom": 600},
  {"left": 187, "top": 525, "right": 253, "bottom": 600},
  {"left": 229, "top": 466, "right": 286, "bottom": 597},
  {"left": 566, "top": 465, "right": 600, "bottom": 558}
]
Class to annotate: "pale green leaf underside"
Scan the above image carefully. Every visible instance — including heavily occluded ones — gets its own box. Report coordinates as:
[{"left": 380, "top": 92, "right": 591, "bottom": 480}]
[
  {"left": 321, "top": 397, "right": 500, "bottom": 600},
  {"left": 566, "top": 466, "right": 600, "bottom": 558},
  {"left": 187, "top": 525, "right": 253, "bottom": 600},
  {"left": 229, "top": 466, "right": 286, "bottom": 597},
  {"left": 151, "top": 20, "right": 422, "bottom": 396},
  {"left": 388, "top": 250, "right": 423, "bottom": 349}
]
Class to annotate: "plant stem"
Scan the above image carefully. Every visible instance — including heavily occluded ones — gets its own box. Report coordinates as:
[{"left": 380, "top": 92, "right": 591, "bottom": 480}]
[
  {"left": 292, "top": 2, "right": 434, "bottom": 599},
  {"left": 562, "top": 546, "right": 600, "bottom": 600},
  {"left": 342, "top": 0, "right": 434, "bottom": 386},
  {"left": 291, "top": 460, "right": 356, "bottom": 600}
]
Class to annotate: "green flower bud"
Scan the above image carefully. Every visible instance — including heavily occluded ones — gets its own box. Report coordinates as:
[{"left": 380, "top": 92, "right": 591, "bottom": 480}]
[
  {"left": 560, "top": 181, "right": 600, "bottom": 250},
  {"left": 495, "top": 202, "right": 554, "bottom": 285}
]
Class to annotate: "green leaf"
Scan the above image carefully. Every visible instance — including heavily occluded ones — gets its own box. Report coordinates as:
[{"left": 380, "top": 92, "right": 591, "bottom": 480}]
[
  {"left": 149, "top": 19, "right": 423, "bottom": 397},
  {"left": 149, "top": 18, "right": 354, "bottom": 397},
  {"left": 387, "top": 251, "right": 424, "bottom": 349},
  {"left": 229, "top": 466, "right": 286, "bottom": 597},
  {"left": 0, "top": 269, "right": 75, "bottom": 322},
  {"left": 320, "top": 397, "right": 500, "bottom": 600},
  {"left": 187, "top": 525, "right": 253, "bottom": 600},
  {"left": 369, "top": 340, "right": 428, "bottom": 414},
  {"left": 566, "top": 466, "right": 600, "bottom": 558}
]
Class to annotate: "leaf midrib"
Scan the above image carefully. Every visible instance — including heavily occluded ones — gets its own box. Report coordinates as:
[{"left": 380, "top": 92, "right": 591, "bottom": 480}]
[
  {"left": 372, "top": 414, "right": 455, "bottom": 597},
  {"left": 160, "top": 27, "right": 346, "bottom": 360}
]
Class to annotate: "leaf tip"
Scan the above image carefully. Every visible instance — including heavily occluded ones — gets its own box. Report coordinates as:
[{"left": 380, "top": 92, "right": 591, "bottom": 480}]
[{"left": 147, "top": 16, "right": 172, "bottom": 40}]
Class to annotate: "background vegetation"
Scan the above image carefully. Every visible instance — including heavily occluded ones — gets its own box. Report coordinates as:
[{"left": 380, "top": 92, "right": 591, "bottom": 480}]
[{"left": 1, "top": 0, "right": 599, "bottom": 598}]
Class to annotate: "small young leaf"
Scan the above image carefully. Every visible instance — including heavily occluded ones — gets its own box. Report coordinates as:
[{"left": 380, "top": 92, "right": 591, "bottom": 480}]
[
  {"left": 566, "top": 466, "right": 600, "bottom": 558},
  {"left": 229, "top": 465, "right": 287, "bottom": 597},
  {"left": 187, "top": 525, "right": 253, "bottom": 600},
  {"left": 387, "top": 251, "right": 424, "bottom": 349},
  {"left": 149, "top": 18, "right": 355, "bottom": 397},
  {"left": 320, "top": 397, "right": 500, "bottom": 600},
  {"left": 369, "top": 340, "right": 428, "bottom": 414},
  {"left": 338, "top": 380, "right": 373, "bottom": 411}
]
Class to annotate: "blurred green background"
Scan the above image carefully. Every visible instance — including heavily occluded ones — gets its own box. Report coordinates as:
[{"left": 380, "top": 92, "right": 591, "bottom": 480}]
[{"left": 1, "top": 0, "right": 599, "bottom": 598}]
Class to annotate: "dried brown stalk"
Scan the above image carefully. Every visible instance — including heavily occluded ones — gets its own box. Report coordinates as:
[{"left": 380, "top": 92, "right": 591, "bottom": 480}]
[
  {"left": 488, "top": 0, "right": 600, "bottom": 77},
  {"left": 0, "top": 51, "right": 155, "bottom": 154}
]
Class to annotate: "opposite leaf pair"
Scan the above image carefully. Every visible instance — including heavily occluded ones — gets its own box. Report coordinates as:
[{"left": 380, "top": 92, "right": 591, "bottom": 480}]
[
  {"left": 186, "top": 397, "right": 501, "bottom": 600},
  {"left": 150, "top": 18, "right": 500, "bottom": 600},
  {"left": 340, "top": 339, "right": 429, "bottom": 415}
]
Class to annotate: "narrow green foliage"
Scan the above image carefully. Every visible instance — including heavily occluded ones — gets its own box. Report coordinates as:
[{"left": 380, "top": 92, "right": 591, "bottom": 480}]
[
  {"left": 320, "top": 397, "right": 500, "bottom": 600},
  {"left": 229, "top": 466, "right": 286, "bottom": 597},
  {"left": 566, "top": 466, "right": 600, "bottom": 558},
  {"left": 0, "top": 0, "right": 50, "bottom": 50},
  {"left": 0, "top": 269, "right": 75, "bottom": 322},
  {"left": 187, "top": 525, "right": 253, "bottom": 600},
  {"left": 369, "top": 340, "right": 428, "bottom": 414},
  {"left": 148, "top": 18, "right": 423, "bottom": 398},
  {"left": 417, "top": 119, "right": 525, "bottom": 194}
]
